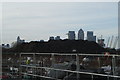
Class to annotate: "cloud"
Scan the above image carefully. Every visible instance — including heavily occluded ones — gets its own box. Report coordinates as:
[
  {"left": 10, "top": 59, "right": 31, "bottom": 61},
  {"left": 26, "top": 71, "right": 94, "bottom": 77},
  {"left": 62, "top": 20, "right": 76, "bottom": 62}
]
[{"left": 2, "top": 2, "right": 118, "bottom": 44}]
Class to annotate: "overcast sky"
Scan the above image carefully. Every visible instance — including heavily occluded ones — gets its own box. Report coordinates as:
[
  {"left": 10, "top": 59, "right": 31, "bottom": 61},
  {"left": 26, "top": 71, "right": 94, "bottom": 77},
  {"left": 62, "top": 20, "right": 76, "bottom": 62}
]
[{"left": 1, "top": 2, "right": 118, "bottom": 46}]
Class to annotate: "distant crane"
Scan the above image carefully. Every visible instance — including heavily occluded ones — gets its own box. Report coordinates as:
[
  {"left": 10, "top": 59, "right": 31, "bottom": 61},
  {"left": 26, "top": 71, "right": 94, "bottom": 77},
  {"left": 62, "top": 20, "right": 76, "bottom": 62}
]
[
  {"left": 66, "top": 33, "right": 68, "bottom": 35},
  {"left": 101, "top": 35, "right": 102, "bottom": 39},
  {"left": 109, "top": 36, "right": 114, "bottom": 48},
  {"left": 113, "top": 36, "right": 118, "bottom": 49},
  {"left": 97, "top": 35, "right": 105, "bottom": 47},
  {"left": 106, "top": 37, "right": 110, "bottom": 48},
  {"left": 65, "top": 33, "right": 69, "bottom": 38}
]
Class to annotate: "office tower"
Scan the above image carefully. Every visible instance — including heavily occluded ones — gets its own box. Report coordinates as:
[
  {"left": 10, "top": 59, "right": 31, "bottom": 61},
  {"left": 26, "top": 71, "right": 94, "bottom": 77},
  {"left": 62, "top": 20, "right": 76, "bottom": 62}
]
[
  {"left": 17, "top": 36, "right": 25, "bottom": 43},
  {"left": 55, "top": 36, "right": 60, "bottom": 40},
  {"left": 87, "top": 31, "right": 96, "bottom": 42},
  {"left": 93, "top": 36, "right": 96, "bottom": 42},
  {"left": 40, "top": 40, "right": 44, "bottom": 42},
  {"left": 17, "top": 36, "right": 20, "bottom": 42},
  {"left": 2, "top": 44, "right": 10, "bottom": 48},
  {"left": 49, "top": 36, "right": 54, "bottom": 40},
  {"left": 68, "top": 31, "right": 75, "bottom": 40},
  {"left": 78, "top": 29, "right": 84, "bottom": 40},
  {"left": 2, "top": 44, "right": 5, "bottom": 47}
]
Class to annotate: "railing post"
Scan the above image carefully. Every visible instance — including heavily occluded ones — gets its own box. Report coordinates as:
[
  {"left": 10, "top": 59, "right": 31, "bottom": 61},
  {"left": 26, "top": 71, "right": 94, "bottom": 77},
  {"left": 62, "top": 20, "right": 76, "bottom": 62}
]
[
  {"left": 98, "top": 57, "right": 101, "bottom": 68},
  {"left": 19, "top": 53, "right": 22, "bottom": 78},
  {"left": 76, "top": 53, "right": 80, "bottom": 80},
  {"left": 107, "top": 76, "right": 109, "bottom": 80},
  {"left": 112, "top": 55, "right": 116, "bottom": 80},
  {"left": 33, "top": 53, "right": 36, "bottom": 78},
  {"left": 91, "top": 74, "right": 93, "bottom": 80},
  {"left": 51, "top": 53, "right": 57, "bottom": 79},
  {"left": 52, "top": 53, "right": 55, "bottom": 67},
  {"left": 112, "top": 56, "right": 115, "bottom": 75},
  {"left": 55, "top": 69, "right": 58, "bottom": 80}
]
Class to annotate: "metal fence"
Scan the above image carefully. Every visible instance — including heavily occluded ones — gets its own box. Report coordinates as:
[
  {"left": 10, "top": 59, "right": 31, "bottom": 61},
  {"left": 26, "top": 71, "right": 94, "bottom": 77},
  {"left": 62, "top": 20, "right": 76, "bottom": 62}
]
[{"left": 19, "top": 53, "right": 120, "bottom": 80}]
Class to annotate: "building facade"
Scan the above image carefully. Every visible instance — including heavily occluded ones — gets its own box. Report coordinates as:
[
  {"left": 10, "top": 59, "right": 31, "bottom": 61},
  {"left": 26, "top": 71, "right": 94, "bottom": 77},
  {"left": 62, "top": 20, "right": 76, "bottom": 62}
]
[
  {"left": 55, "top": 36, "right": 61, "bottom": 40},
  {"left": 2, "top": 44, "right": 10, "bottom": 48},
  {"left": 98, "top": 39, "right": 105, "bottom": 47},
  {"left": 78, "top": 29, "right": 84, "bottom": 40},
  {"left": 17, "top": 36, "right": 25, "bottom": 43},
  {"left": 68, "top": 31, "right": 75, "bottom": 40},
  {"left": 49, "top": 36, "right": 54, "bottom": 40},
  {"left": 87, "top": 31, "right": 96, "bottom": 42}
]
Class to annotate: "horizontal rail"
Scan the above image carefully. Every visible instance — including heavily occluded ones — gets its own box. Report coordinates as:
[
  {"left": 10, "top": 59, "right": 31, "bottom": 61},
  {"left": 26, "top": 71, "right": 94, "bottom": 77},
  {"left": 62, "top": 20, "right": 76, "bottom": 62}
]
[
  {"left": 22, "top": 72, "right": 61, "bottom": 80},
  {"left": 20, "top": 53, "right": 120, "bottom": 57},
  {"left": 20, "top": 65, "right": 120, "bottom": 78}
]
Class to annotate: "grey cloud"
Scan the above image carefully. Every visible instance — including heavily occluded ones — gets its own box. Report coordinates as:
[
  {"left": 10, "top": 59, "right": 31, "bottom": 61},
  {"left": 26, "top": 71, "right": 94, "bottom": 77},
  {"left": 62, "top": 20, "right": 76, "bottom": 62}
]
[{"left": 2, "top": 2, "right": 118, "bottom": 44}]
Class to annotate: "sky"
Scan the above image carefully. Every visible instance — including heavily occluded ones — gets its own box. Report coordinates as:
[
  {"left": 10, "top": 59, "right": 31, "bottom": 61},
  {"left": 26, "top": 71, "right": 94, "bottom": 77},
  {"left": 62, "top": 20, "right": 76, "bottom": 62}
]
[{"left": 1, "top": 2, "right": 119, "bottom": 48}]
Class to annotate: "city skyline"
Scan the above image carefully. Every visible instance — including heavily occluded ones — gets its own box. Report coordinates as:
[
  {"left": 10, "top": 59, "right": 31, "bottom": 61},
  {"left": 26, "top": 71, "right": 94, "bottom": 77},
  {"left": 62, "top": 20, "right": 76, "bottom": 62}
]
[{"left": 1, "top": 2, "right": 118, "bottom": 45}]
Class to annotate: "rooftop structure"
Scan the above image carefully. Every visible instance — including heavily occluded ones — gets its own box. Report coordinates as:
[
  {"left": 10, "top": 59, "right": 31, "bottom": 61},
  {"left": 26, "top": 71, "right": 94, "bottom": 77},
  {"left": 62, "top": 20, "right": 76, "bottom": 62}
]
[{"left": 98, "top": 39, "right": 105, "bottom": 47}]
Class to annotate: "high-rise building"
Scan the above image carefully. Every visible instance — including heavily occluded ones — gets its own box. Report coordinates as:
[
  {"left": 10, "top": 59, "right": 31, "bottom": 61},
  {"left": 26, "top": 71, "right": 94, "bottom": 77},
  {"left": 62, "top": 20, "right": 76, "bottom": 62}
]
[
  {"left": 2, "top": 44, "right": 5, "bottom": 47},
  {"left": 68, "top": 31, "right": 75, "bottom": 40},
  {"left": 17, "top": 36, "right": 20, "bottom": 42},
  {"left": 87, "top": 31, "right": 96, "bottom": 42},
  {"left": 40, "top": 40, "right": 44, "bottom": 42},
  {"left": 49, "top": 36, "right": 54, "bottom": 40},
  {"left": 17, "top": 36, "right": 25, "bottom": 43},
  {"left": 93, "top": 36, "right": 96, "bottom": 42},
  {"left": 55, "top": 36, "right": 61, "bottom": 40},
  {"left": 78, "top": 29, "right": 84, "bottom": 40},
  {"left": 2, "top": 44, "right": 10, "bottom": 48}
]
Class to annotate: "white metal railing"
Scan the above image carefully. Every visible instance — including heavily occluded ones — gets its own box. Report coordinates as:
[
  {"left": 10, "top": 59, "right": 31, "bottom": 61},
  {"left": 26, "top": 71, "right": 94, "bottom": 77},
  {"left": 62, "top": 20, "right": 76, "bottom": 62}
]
[
  {"left": 22, "top": 72, "right": 61, "bottom": 80},
  {"left": 20, "top": 52, "right": 120, "bottom": 80},
  {"left": 20, "top": 65, "right": 120, "bottom": 78},
  {"left": 20, "top": 52, "right": 120, "bottom": 57}
]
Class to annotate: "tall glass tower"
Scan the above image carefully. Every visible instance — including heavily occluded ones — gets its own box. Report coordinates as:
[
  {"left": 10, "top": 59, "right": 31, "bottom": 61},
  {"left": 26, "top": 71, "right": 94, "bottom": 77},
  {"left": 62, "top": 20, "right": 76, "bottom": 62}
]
[
  {"left": 78, "top": 29, "right": 84, "bottom": 40},
  {"left": 68, "top": 31, "right": 75, "bottom": 40},
  {"left": 87, "top": 31, "right": 96, "bottom": 42}
]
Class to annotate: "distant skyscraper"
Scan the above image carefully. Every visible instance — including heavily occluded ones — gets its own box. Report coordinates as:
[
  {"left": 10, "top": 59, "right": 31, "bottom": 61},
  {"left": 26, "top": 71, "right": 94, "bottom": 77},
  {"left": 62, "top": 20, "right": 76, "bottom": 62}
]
[
  {"left": 6, "top": 44, "right": 10, "bottom": 48},
  {"left": 17, "top": 36, "right": 25, "bottom": 43},
  {"left": 2, "top": 44, "right": 5, "bottom": 47},
  {"left": 78, "top": 29, "right": 84, "bottom": 40},
  {"left": 93, "top": 36, "right": 96, "bottom": 42},
  {"left": 49, "top": 36, "right": 54, "bottom": 40},
  {"left": 17, "top": 36, "right": 20, "bottom": 42},
  {"left": 68, "top": 31, "right": 75, "bottom": 40},
  {"left": 87, "top": 31, "right": 96, "bottom": 42},
  {"left": 40, "top": 40, "right": 44, "bottom": 42},
  {"left": 2, "top": 44, "right": 10, "bottom": 48},
  {"left": 55, "top": 36, "right": 60, "bottom": 40}
]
